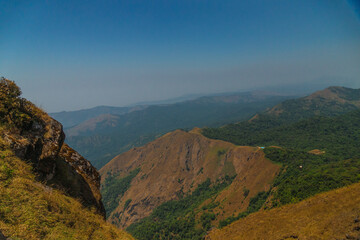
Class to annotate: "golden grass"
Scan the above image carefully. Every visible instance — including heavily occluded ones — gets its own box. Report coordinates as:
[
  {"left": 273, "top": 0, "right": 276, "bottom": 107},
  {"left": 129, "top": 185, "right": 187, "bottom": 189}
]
[
  {"left": 206, "top": 182, "right": 360, "bottom": 240},
  {"left": 0, "top": 144, "right": 133, "bottom": 240}
]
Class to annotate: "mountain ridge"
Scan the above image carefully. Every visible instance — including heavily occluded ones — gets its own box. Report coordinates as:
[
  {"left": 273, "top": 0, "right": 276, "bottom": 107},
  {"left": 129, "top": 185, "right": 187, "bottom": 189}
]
[
  {"left": 65, "top": 92, "right": 294, "bottom": 168},
  {"left": 203, "top": 86, "right": 360, "bottom": 147},
  {"left": 265, "top": 86, "right": 360, "bottom": 119},
  {"left": 50, "top": 105, "right": 147, "bottom": 129}
]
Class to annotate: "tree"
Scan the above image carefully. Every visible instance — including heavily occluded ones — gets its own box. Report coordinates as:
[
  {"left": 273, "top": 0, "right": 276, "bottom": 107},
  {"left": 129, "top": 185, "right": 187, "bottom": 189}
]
[{"left": 0, "top": 77, "right": 32, "bottom": 129}]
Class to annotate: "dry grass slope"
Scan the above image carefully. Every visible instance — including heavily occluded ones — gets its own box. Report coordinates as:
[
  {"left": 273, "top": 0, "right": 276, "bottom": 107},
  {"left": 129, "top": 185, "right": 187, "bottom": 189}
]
[
  {"left": 100, "top": 129, "right": 280, "bottom": 228},
  {"left": 0, "top": 137, "right": 133, "bottom": 240},
  {"left": 206, "top": 183, "right": 360, "bottom": 240}
]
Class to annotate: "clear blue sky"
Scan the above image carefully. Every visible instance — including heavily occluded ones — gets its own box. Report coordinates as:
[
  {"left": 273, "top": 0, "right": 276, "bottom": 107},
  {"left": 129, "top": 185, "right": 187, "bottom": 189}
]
[{"left": 1, "top": 0, "right": 360, "bottom": 112}]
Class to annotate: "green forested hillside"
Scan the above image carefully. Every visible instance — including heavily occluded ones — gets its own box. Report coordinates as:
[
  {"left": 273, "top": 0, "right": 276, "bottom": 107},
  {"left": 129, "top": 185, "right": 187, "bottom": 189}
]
[
  {"left": 203, "top": 109, "right": 360, "bottom": 228},
  {"left": 127, "top": 177, "right": 235, "bottom": 240},
  {"left": 262, "top": 86, "right": 360, "bottom": 122},
  {"left": 203, "top": 110, "right": 360, "bottom": 159},
  {"left": 264, "top": 148, "right": 360, "bottom": 206},
  {"left": 218, "top": 147, "right": 360, "bottom": 228}
]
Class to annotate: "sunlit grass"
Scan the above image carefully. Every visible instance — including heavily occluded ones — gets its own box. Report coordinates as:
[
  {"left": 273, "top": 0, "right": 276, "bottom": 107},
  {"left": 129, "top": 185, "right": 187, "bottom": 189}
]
[{"left": 0, "top": 143, "right": 133, "bottom": 240}]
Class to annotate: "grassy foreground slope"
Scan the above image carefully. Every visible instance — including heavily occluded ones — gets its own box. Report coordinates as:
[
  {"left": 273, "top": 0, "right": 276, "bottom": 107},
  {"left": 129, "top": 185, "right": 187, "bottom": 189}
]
[
  {"left": 206, "top": 183, "right": 360, "bottom": 240},
  {"left": 203, "top": 110, "right": 360, "bottom": 159},
  {"left": 0, "top": 78, "right": 133, "bottom": 240},
  {"left": 0, "top": 140, "right": 133, "bottom": 240}
]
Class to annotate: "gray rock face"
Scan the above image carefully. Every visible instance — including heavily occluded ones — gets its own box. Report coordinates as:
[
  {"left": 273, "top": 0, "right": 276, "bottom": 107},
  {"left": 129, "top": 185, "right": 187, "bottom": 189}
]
[{"left": 0, "top": 231, "right": 6, "bottom": 240}]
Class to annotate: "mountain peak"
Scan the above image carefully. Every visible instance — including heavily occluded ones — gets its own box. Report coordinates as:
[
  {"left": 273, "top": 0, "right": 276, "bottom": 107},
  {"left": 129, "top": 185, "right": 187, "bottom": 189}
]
[
  {"left": 263, "top": 86, "right": 360, "bottom": 120},
  {"left": 306, "top": 86, "right": 360, "bottom": 102},
  {"left": 100, "top": 129, "right": 280, "bottom": 228}
]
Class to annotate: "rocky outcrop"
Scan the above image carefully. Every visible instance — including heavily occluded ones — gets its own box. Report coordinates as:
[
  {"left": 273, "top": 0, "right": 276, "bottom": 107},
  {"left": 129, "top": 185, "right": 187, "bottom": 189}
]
[
  {"left": 0, "top": 79, "right": 105, "bottom": 216},
  {"left": 2, "top": 114, "right": 65, "bottom": 180},
  {"left": 58, "top": 143, "right": 105, "bottom": 215}
]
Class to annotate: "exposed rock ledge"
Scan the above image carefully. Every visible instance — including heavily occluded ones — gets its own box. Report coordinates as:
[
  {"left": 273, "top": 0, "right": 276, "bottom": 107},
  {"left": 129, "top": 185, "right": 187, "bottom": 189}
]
[{"left": 1, "top": 99, "right": 105, "bottom": 217}]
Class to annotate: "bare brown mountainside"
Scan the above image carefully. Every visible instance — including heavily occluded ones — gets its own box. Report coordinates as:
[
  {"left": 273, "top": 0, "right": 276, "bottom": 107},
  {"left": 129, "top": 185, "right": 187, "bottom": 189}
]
[
  {"left": 100, "top": 129, "right": 280, "bottom": 228},
  {"left": 206, "top": 182, "right": 360, "bottom": 240}
]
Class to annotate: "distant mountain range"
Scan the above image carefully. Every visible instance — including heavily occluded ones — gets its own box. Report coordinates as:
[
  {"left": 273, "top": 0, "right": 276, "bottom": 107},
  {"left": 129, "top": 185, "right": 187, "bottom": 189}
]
[
  {"left": 53, "top": 91, "right": 295, "bottom": 168},
  {"left": 50, "top": 91, "right": 259, "bottom": 129},
  {"left": 202, "top": 86, "right": 360, "bottom": 148},
  {"left": 50, "top": 105, "right": 148, "bottom": 128}
]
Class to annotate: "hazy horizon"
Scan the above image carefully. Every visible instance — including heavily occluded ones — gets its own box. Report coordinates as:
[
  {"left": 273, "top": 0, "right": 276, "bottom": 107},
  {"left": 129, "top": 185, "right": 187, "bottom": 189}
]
[
  {"left": 1, "top": 0, "right": 360, "bottom": 112},
  {"left": 48, "top": 81, "right": 356, "bottom": 113}
]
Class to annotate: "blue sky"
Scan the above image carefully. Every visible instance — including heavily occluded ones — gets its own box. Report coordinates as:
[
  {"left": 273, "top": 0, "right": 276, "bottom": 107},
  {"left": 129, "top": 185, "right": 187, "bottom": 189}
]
[{"left": 1, "top": 0, "right": 360, "bottom": 111}]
